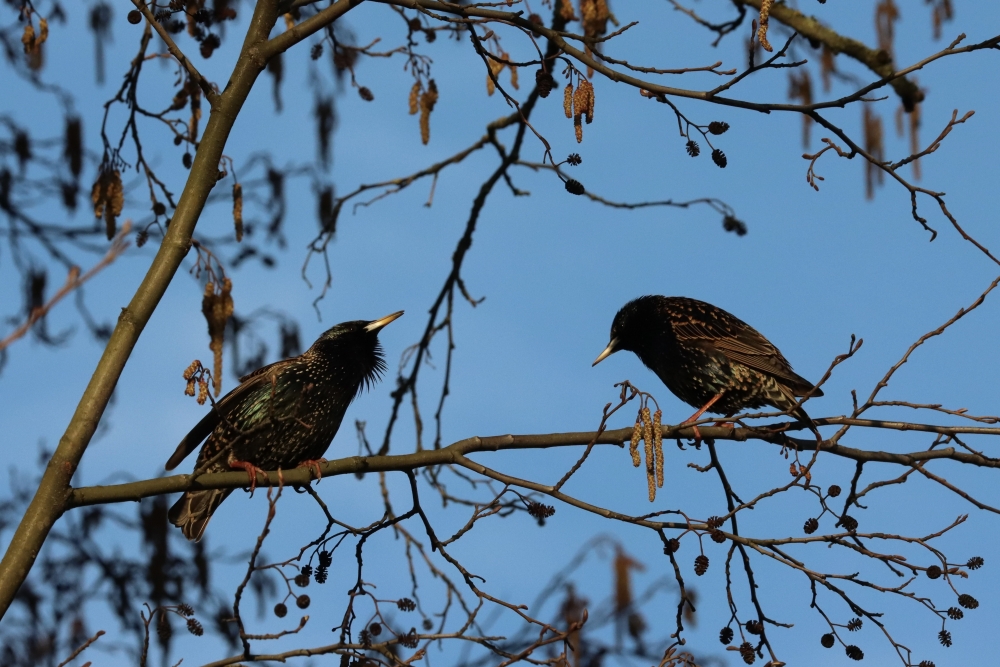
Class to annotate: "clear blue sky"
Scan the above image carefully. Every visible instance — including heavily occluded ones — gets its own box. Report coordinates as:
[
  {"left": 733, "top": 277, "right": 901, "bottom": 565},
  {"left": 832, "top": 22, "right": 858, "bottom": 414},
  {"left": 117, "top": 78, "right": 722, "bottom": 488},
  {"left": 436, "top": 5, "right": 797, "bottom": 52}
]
[{"left": 2, "top": 1, "right": 999, "bottom": 665}]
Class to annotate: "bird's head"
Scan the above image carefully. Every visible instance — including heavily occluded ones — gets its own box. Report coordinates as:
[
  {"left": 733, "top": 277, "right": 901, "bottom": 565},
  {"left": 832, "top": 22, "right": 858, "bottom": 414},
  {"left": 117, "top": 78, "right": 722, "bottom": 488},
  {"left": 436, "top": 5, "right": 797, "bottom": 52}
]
[
  {"left": 592, "top": 296, "right": 660, "bottom": 367},
  {"left": 312, "top": 311, "right": 403, "bottom": 392}
]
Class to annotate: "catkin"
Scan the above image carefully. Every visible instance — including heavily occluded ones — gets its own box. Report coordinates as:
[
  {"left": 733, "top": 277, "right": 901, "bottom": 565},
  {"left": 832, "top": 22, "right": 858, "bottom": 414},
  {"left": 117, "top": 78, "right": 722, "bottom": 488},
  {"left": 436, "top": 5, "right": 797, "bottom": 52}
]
[
  {"left": 641, "top": 407, "right": 655, "bottom": 501},
  {"left": 408, "top": 82, "right": 421, "bottom": 115},
  {"left": 653, "top": 409, "right": 664, "bottom": 488},
  {"left": 758, "top": 0, "right": 774, "bottom": 52},
  {"left": 629, "top": 415, "right": 642, "bottom": 467},
  {"left": 563, "top": 83, "right": 574, "bottom": 118}
]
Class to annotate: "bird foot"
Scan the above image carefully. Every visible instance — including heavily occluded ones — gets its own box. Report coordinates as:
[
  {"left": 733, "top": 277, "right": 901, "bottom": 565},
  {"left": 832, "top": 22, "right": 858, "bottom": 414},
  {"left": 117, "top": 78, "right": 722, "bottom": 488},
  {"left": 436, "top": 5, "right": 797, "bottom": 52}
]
[
  {"left": 297, "top": 458, "right": 328, "bottom": 481},
  {"left": 230, "top": 459, "right": 267, "bottom": 496},
  {"left": 680, "top": 421, "right": 704, "bottom": 447}
]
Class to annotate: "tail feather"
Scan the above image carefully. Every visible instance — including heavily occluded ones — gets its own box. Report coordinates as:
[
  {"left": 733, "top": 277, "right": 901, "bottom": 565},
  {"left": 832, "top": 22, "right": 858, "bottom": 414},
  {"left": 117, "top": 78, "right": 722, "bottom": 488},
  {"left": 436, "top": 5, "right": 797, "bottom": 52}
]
[{"left": 169, "top": 489, "right": 231, "bottom": 542}]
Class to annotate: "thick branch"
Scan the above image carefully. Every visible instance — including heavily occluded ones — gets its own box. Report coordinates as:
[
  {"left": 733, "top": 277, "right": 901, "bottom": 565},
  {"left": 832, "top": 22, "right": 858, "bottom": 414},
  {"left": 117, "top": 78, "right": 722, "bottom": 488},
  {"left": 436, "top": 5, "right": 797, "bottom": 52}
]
[
  {"left": 0, "top": 0, "right": 365, "bottom": 621},
  {"left": 732, "top": 0, "right": 923, "bottom": 110},
  {"left": 68, "top": 419, "right": 1000, "bottom": 508}
]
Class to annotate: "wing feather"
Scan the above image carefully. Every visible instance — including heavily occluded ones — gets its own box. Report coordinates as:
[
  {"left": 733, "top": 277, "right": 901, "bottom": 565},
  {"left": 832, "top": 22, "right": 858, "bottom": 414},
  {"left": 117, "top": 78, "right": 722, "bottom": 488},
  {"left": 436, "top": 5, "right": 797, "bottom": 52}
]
[
  {"left": 672, "top": 315, "right": 822, "bottom": 396},
  {"left": 164, "top": 358, "right": 292, "bottom": 470}
]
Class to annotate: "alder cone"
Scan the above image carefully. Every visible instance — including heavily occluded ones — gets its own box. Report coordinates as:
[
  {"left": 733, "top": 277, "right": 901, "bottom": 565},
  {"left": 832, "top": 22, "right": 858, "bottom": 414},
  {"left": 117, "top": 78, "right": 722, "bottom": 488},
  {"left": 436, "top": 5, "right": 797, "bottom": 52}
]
[
  {"left": 535, "top": 69, "right": 555, "bottom": 97},
  {"left": 564, "top": 179, "right": 585, "bottom": 195}
]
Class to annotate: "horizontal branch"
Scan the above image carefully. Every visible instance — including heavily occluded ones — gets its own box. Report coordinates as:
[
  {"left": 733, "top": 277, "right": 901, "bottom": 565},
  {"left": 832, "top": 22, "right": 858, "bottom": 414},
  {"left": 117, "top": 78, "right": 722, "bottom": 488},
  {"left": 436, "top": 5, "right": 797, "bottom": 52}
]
[
  {"left": 68, "top": 418, "right": 1000, "bottom": 508},
  {"left": 377, "top": 0, "right": 999, "bottom": 116}
]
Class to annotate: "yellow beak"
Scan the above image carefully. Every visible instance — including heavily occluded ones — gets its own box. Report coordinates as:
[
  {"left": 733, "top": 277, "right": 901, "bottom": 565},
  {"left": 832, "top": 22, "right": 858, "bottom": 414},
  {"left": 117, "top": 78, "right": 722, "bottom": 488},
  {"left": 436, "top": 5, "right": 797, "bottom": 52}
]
[
  {"left": 365, "top": 311, "right": 404, "bottom": 332},
  {"left": 592, "top": 337, "right": 619, "bottom": 367}
]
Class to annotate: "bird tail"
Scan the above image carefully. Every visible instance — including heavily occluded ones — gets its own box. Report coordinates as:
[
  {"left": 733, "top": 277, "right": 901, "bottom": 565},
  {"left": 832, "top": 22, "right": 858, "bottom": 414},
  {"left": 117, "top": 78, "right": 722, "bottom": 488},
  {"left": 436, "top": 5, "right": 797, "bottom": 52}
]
[{"left": 168, "top": 489, "right": 231, "bottom": 542}]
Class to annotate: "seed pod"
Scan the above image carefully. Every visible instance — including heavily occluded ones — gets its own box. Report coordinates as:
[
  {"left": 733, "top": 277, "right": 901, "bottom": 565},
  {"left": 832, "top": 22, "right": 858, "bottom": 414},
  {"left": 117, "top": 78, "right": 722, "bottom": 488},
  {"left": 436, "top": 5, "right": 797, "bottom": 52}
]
[
  {"left": 845, "top": 645, "right": 863, "bottom": 660},
  {"left": 274, "top": 603, "right": 287, "bottom": 618},
  {"left": 708, "top": 121, "right": 729, "bottom": 135},
  {"left": 563, "top": 179, "right": 585, "bottom": 195},
  {"left": 803, "top": 517, "right": 818, "bottom": 534},
  {"left": 820, "top": 633, "right": 835, "bottom": 648},
  {"left": 694, "top": 554, "right": 709, "bottom": 576},
  {"left": 827, "top": 484, "right": 842, "bottom": 498},
  {"left": 958, "top": 594, "right": 979, "bottom": 609},
  {"left": 186, "top": 618, "right": 204, "bottom": 636},
  {"left": 926, "top": 565, "right": 942, "bottom": 579},
  {"left": 966, "top": 556, "right": 984, "bottom": 570},
  {"left": 739, "top": 640, "right": 755, "bottom": 664},
  {"left": 839, "top": 514, "right": 858, "bottom": 532},
  {"left": 711, "top": 148, "right": 728, "bottom": 168},
  {"left": 535, "top": 68, "right": 555, "bottom": 97},
  {"left": 938, "top": 629, "right": 952, "bottom": 647},
  {"left": 719, "top": 626, "right": 734, "bottom": 645},
  {"left": 157, "top": 610, "right": 172, "bottom": 642}
]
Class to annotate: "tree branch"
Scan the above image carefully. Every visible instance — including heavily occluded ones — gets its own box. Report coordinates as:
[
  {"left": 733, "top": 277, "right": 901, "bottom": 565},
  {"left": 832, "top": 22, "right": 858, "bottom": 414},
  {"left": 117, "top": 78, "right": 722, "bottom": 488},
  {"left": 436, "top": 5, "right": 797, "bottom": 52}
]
[{"left": 0, "top": 0, "right": 366, "bottom": 621}]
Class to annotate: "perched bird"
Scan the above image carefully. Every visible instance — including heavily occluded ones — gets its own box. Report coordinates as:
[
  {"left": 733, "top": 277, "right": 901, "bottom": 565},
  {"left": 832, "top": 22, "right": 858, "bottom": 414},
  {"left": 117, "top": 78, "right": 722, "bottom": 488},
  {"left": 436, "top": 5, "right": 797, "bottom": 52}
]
[
  {"left": 592, "top": 296, "right": 822, "bottom": 428},
  {"left": 165, "top": 311, "right": 403, "bottom": 541}
]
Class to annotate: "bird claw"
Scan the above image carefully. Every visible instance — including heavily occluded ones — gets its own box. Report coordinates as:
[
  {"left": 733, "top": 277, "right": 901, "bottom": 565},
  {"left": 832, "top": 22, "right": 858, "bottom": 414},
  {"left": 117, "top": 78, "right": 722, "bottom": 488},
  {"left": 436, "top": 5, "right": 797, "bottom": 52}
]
[
  {"left": 297, "top": 458, "right": 327, "bottom": 481},
  {"left": 230, "top": 459, "right": 267, "bottom": 496}
]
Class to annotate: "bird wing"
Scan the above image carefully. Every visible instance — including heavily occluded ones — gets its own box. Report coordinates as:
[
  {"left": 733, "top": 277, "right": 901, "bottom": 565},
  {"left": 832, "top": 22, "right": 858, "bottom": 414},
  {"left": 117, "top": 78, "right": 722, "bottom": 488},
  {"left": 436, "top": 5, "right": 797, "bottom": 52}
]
[
  {"left": 672, "top": 317, "right": 822, "bottom": 396},
  {"left": 164, "top": 359, "right": 291, "bottom": 470}
]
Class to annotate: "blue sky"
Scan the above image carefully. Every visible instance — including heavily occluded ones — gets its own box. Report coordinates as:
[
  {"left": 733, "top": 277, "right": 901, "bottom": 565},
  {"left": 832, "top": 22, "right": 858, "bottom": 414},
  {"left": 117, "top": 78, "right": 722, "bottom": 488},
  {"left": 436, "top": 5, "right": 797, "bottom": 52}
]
[{"left": 2, "top": 1, "right": 1000, "bottom": 665}]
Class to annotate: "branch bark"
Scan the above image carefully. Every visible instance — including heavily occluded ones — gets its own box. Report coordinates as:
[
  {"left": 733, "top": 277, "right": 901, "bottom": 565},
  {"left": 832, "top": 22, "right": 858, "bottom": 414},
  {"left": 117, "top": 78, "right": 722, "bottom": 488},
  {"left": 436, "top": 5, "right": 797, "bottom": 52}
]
[
  {"left": 67, "top": 419, "right": 1000, "bottom": 509},
  {"left": 732, "top": 0, "right": 924, "bottom": 110}
]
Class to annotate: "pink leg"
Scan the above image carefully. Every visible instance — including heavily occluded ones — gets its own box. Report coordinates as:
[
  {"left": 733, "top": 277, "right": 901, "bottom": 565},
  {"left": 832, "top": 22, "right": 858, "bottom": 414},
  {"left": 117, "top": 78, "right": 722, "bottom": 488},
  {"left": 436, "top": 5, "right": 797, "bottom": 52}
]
[
  {"left": 230, "top": 459, "right": 267, "bottom": 495},
  {"left": 297, "top": 458, "right": 328, "bottom": 480},
  {"left": 681, "top": 392, "right": 726, "bottom": 442}
]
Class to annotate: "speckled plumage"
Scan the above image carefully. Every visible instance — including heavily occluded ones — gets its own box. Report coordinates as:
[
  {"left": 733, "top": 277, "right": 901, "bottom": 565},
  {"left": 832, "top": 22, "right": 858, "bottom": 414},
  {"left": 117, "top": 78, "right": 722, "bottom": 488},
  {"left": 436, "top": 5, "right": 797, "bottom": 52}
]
[
  {"left": 594, "top": 296, "right": 821, "bottom": 421},
  {"left": 165, "top": 312, "right": 402, "bottom": 541}
]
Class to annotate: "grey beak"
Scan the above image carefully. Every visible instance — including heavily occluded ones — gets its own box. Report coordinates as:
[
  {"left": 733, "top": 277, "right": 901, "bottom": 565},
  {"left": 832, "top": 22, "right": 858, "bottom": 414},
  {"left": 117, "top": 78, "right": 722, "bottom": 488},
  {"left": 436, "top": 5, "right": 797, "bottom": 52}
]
[
  {"left": 365, "top": 311, "right": 404, "bottom": 333},
  {"left": 592, "top": 337, "right": 619, "bottom": 367}
]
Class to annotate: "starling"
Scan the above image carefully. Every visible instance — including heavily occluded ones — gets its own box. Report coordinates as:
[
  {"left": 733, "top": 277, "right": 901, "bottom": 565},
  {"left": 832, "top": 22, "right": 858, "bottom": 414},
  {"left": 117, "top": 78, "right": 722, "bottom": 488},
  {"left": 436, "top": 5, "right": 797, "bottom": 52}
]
[
  {"left": 165, "top": 311, "right": 403, "bottom": 541},
  {"left": 592, "top": 296, "right": 822, "bottom": 427}
]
